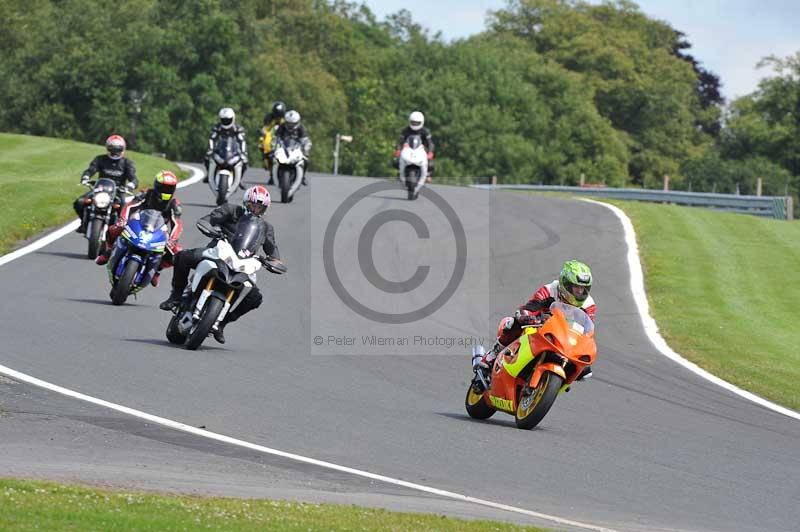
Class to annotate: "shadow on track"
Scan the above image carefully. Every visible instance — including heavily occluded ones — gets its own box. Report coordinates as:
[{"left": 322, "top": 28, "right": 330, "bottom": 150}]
[
  {"left": 35, "top": 251, "right": 88, "bottom": 260},
  {"left": 123, "top": 338, "right": 227, "bottom": 352}
]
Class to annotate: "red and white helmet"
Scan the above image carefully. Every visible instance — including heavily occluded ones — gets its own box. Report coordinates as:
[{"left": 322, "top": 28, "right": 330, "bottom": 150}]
[
  {"left": 243, "top": 185, "right": 271, "bottom": 216},
  {"left": 105, "top": 135, "right": 126, "bottom": 159}
]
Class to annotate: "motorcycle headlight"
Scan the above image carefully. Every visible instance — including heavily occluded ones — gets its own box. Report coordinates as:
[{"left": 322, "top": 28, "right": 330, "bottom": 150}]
[{"left": 93, "top": 192, "right": 111, "bottom": 208}]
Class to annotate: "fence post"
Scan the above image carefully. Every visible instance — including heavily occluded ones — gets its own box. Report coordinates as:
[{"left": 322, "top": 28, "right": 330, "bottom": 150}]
[
  {"left": 579, "top": 173, "right": 585, "bottom": 187},
  {"left": 757, "top": 177, "right": 763, "bottom": 196},
  {"left": 787, "top": 196, "right": 794, "bottom": 220},
  {"left": 491, "top": 175, "right": 497, "bottom": 187},
  {"left": 663, "top": 174, "right": 669, "bottom": 191}
]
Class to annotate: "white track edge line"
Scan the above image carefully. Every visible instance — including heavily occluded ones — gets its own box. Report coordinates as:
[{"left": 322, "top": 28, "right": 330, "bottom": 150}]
[
  {"left": 0, "top": 163, "right": 204, "bottom": 268},
  {"left": 0, "top": 363, "right": 616, "bottom": 532},
  {"left": 580, "top": 198, "right": 800, "bottom": 421},
  {"left": 0, "top": 165, "right": 617, "bottom": 532}
]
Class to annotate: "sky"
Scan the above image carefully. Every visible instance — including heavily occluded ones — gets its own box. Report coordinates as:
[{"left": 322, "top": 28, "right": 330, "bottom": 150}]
[{"left": 363, "top": 0, "right": 800, "bottom": 101}]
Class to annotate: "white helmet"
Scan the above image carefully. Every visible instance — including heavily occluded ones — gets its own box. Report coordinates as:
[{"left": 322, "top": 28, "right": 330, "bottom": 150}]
[
  {"left": 409, "top": 111, "right": 424, "bottom": 131},
  {"left": 219, "top": 107, "right": 235, "bottom": 129},
  {"left": 285, "top": 110, "right": 301, "bottom": 132}
]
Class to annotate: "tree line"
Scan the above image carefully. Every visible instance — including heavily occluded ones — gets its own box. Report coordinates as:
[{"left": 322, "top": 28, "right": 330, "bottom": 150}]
[{"left": 0, "top": 0, "right": 797, "bottom": 208}]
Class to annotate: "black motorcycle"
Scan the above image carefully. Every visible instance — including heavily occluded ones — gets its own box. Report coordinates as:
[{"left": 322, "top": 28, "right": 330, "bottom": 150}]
[
  {"left": 208, "top": 136, "right": 244, "bottom": 206},
  {"left": 80, "top": 178, "right": 124, "bottom": 259}
]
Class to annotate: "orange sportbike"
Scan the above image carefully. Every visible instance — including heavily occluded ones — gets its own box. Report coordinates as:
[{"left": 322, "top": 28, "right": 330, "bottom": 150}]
[{"left": 465, "top": 302, "right": 597, "bottom": 429}]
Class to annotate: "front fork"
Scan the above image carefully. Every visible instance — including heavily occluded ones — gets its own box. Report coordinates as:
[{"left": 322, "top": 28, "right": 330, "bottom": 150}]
[{"left": 192, "top": 278, "right": 236, "bottom": 325}]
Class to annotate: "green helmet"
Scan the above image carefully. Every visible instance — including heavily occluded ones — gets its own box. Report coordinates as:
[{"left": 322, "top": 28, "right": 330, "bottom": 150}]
[{"left": 557, "top": 260, "right": 592, "bottom": 307}]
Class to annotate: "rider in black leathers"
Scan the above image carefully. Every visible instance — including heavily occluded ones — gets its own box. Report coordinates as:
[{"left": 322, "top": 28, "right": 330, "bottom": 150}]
[
  {"left": 204, "top": 107, "right": 249, "bottom": 189},
  {"left": 74, "top": 135, "right": 138, "bottom": 233},
  {"left": 159, "top": 187, "right": 279, "bottom": 344},
  {"left": 273, "top": 110, "right": 311, "bottom": 185}
]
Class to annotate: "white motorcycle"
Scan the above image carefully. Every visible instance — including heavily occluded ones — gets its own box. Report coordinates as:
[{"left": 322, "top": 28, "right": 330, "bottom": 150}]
[
  {"left": 165, "top": 216, "right": 286, "bottom": 350},
  {"left": 273, "top": 137, "right": 307, "bottom": 203},
  {"left": 208, "top": 136, "right": 244, "bottom": 206},
  {"left": 398, "top": 134, "right": 428, "bottom": 200}
]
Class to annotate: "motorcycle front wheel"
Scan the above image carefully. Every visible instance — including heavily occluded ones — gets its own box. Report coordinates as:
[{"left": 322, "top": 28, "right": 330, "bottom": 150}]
[
  {"left": 185, "top": 297, "right": 224, "bottom": 350},
  {"left": 216, "top": 174, "right": 228, "bottom": 206},
  {"left": 406, "top": 168, "right": 419, "bottom": 200},
  {"left": 110, "top": 259, "right": 139, "bottom": 306},
  {"left": 87, "top": 220, "right": 103, "bottom": 259},
  {"left": 514, "top": 372, "right": 562, "bottom": 429},
  {"left": 278, "top": 168, "right": 292, "bottom": 203}
]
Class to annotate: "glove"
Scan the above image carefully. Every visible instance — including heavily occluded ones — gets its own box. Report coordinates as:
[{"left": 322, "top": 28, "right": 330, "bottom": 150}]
[
  {"left": 125, "top": 182, "right": 136, "bottom": 191},
  {"left": 80, "top": 176, "right": 90, "bottom": 185}
]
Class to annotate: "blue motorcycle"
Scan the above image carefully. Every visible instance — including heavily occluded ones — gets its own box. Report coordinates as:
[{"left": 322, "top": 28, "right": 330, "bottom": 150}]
[{"left": 107, "top": 209, "right": 168, "bottom": 305}]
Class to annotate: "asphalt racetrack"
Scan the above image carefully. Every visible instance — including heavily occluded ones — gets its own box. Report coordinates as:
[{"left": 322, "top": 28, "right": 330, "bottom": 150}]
[{"left": 1, "top": 168, "right": 798, "bottom": 532}]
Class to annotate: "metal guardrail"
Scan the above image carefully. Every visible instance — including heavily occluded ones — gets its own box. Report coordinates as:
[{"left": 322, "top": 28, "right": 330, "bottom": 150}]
[{"left": 471, "top": 184, "right": 794, "bottom": 220}]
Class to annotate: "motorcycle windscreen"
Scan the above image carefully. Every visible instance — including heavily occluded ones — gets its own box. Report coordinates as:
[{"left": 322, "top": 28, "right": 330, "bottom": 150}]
[
  {"left": 137, "top": 209, "right": 166, "bottom": 233},
  {"left": 230, "top": 214, "right": 265, "bottom": 259},
  {"left": 214, "top": 136, "right": 240, "bottom": 158},
  {"left": 549, "top": 301, "right": 595, "bottom": 335},
  {"left": 95, "top": 178, "right": 117, "bottom": 194},
  {"left": 406, "top": 135, "right": 423, "bottom": 149},
  {"left": 281, "top": 137, "right": 302, "bottom": 151}
]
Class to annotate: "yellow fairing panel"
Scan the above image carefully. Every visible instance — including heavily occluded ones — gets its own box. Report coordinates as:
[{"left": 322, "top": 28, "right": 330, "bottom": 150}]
[{"left": 502, "top": 331, "right": 536, "bottom": 378}]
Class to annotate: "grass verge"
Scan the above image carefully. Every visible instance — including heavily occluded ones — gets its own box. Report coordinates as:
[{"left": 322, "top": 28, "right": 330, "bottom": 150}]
[
  {"left": 0, "top": 133, "right": 186, "bottom": 255},
  {"left": 0, "top": 478, "right": 545, "bottom": 531},
  {"left": 597, "top": 199, "right": 799, "bottom": 410}
]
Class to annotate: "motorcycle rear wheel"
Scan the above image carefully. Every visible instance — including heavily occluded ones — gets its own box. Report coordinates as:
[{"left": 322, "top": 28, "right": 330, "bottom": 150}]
[
  {"left": 110, "top": 259, "right": 139, "bottom": 306},
  {"left": 185, "top": 297, "right": 224, "bottom": 350},
  {"left": 166, "top": 314, "right": 187, "bottom": 345},
  {"left": 465, "top": 384, "right": 495, "bottom": 420},
  {"left": 514, "top": 372, "right": 562, "bottom": 429}
]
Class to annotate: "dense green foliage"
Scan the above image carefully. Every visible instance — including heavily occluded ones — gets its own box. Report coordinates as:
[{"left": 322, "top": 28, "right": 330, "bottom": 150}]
[{"left": 0, "top": 0, "right": 796, "bottom": 204}]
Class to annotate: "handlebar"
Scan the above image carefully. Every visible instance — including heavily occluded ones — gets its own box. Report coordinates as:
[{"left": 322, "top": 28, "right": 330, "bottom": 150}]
[
  {"left": 259, "top": 257, "right": 287, "bottom": 274},
  {"left": 196, "top": 220, "right": 224, "bottom": 239}
]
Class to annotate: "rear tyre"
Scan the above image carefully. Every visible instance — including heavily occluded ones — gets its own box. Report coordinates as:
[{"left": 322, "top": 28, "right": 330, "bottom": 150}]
[
  {"left": 465, "top": 385, "right": 495, "bottom": 420},
  {"left": 216, "top": 174, "right": 228, "bottom": 206},
  {"left": 514, "top": 372, "right": 563, "bottom": 430},
  {"left": 185, "top": 297, "right": 224, "bottom": 350},
  {"left": 87, "top": 221, "right": 102, "bottom": 259},
  {"left": 110, "top": 259, "right": 139, "bottom": 306},
  {"left": 166, "top": 314, "right": 187, "bottom": 345}
]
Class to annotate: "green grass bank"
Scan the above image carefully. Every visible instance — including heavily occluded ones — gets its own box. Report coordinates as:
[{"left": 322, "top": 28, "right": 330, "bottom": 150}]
[
  {"left": 0, "top": 478, "right": 545, "bottom": 532},
  {"left": 0, "top": 133, "right": 185, "bottom": 255},
  {"left": 602, "top": 199, "right": 799, "bottom": 411}
]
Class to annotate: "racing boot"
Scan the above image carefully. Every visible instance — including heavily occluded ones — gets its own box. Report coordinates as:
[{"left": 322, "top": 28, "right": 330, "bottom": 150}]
[
  {"left": 476, "top": 342, "right": 503, "bottom": 371},
  {"left": 212, "top": 321, "right": 227, "bottom": 344},
  {"left": 159, "top": 289, "right": 182, "bottom": 311}
]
